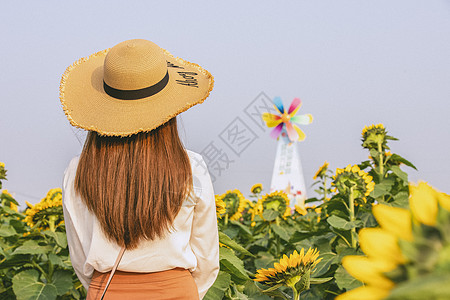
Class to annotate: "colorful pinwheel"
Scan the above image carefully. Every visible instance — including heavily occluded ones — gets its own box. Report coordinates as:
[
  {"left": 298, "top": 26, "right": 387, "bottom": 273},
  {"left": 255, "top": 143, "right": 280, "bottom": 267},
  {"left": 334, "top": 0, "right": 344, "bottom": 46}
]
[{"left": 262, "top": 97, "right": 313, "bottom": 142}]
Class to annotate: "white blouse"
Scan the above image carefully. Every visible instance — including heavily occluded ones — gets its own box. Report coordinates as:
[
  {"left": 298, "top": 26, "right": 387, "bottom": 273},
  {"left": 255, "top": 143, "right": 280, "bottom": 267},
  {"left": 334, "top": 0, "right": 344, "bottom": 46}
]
[{"left": 61, "top": 149, "right": 220, "bottom": 299}]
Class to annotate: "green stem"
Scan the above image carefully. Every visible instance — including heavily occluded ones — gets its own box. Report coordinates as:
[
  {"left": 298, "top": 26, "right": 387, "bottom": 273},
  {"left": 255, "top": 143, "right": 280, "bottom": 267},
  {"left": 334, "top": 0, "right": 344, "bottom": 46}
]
[
  {"left": 323, "top": 177, "right": 328, "bottom": 201},
  {"left": 378, "top": 143, "right": 384, "bottom": 180},
  {"left": 224, "top": 213, "right": 228, "bottom": 226},
  {"left": 274, "top": 219, "right": 281, "bottom": 257},
  {"left": 48, "top": 215, "right": 57, "bottom": 232},
  {"left": 377, "top": 142, "right": 385, "bottom": 202},
  {"left": 292, "top": 286, "right": 300, "bottom": 300},
  {"left": 32, "top": 259, "right": 51, "bottom": 283},
  {"left": 48, "top": 259, "right": 54, "bottom": 281},
  {"left": 333, "top": 231, "right": 352, "bottom": 247},
  {"left": 349, "top": 187, "right": 356, "bottom": 248}
]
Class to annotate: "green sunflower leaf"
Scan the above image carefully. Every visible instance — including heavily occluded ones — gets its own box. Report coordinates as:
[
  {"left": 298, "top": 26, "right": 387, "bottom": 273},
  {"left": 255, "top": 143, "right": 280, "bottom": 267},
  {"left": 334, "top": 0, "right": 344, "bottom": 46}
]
[
  {"left": 0, "top": 224, "right": 17, "bottom": 237},
  {"left": 312, "top": 253, "right": 336, "bottom": 277},
  {"left": 370, "top": 180, "right": 394, "bottom": 198},
  {"left": 218, "top": 232, "right": 254, "bottom": 257},
  {"left": 229, "top": 220, "right": 252, "bottom": 236},
  {"left": 12, "top": 269, "right": 58, "bottom": 300},
  {"left": 1, "top": 191, "right": 18, "bottom": 205},
  {"left": 327, "top": 215, "right": 362, "bottom": 231},
  {"left": 12, "top": 240, "right": 53, "bottom": 255},
  {"left": 43, "top": 231, "right": 68, "bottom": 248},
  {"left": 334, "top": 264, "right": 363, "bottom": 290},
  {"left": 52, "top": 270, "right": 73, "bottom": 296},
  {"left": 295, "top": 269, "right": 311, "bottom": 293},
  {"left": 309, "top": 277, "right": 333, "bottom": 284},
  {"left": 390, "top": 165, "right": 408, "bottom": 183},
  {"left": 389, "top": 154, "right": 417, "bottom": 170},
  {"left": 219, "top": 247, "right": 249, "bottom": 283},
  {"left": 48, "top": 253, "right": 67, "bottom": 269},
  {"left": 271, "top": 224, "right": 290, "bottom": 242},
  {"left": 386, "top": 273, "right": 450, "bottom": 300},
  {"left": 262, "top": 209, "right": 279, "bottom": 221}
]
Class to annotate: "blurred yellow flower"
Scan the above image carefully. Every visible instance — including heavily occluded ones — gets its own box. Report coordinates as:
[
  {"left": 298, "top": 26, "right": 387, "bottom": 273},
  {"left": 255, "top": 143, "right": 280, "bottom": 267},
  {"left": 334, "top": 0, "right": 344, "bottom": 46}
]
[
  {"left": 215, "top": 195, "right": 226, "bottom": 219},
  {"left": 313, "top": 161, "right": 329, "bottom": 180},
  {"left": 1, "top": 190, "right": 18, "bottom": 212},
  {"left": 339, "top": 181, "right": 450, "bottom": 300},
  {"left": 336, "top": 285, "right": 391, "bottom": 300},
  {"left": 9, "top": 201, "right": 18, "bottom": 212},
  {"left": 359, "top": 228, "right": 406, "bottom": 265},
  {"left": 436, "top": 190, "right": 450, "bottom": 211},
  {"left": 372, "top": 204, "right": 412, "bottom": 241},
  {"left": 341, "top": 255, "right": 395, "bottom": 289},
  {"left": 251, "top": 183, "right": 263, "bottom": 194},
  {"left": 294, "top": 203, "right": 307, "bottom": 216},
  {"left": 409, "top": 181, "right": 438, "bottom": 226},
  {"left": 2, "top": 189, "right": 13, "bottom": 198}
]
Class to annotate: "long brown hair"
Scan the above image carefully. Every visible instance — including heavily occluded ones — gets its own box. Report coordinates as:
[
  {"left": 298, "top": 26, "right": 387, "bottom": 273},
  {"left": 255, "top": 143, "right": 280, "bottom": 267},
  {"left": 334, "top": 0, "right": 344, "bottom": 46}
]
[{"left": 74, "top": 117, "right": 193, "bottom": 250}]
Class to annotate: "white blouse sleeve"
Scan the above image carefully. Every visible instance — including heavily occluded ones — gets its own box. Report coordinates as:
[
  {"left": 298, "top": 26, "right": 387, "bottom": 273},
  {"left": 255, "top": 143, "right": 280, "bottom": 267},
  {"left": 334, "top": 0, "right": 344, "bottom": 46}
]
[
  {"left": 189, "top": 155, "right": 220, "bottom": 299},
  {"left": 61, "top": 157, "right": 92, "bottom": 290}
]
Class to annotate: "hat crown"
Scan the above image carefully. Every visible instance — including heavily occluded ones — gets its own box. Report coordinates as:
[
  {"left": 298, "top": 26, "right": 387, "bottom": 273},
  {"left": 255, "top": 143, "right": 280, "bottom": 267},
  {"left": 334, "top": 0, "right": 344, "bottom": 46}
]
[{"left": 103, "top": 39, "right": 167, "bottom": 91}]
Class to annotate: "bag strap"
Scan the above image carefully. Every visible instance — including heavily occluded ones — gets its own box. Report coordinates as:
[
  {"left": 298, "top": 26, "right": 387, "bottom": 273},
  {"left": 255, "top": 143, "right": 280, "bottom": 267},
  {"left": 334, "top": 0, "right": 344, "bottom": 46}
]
[{"left": 100, "top": 246, "right": 126, "bottom": 300}]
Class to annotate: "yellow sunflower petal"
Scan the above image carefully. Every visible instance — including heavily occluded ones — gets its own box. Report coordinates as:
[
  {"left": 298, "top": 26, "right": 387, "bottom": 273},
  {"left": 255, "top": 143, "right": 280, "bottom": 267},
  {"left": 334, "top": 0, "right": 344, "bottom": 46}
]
[
  {"left": 342, "top": 256, "right": 395, "bottom": 289},
  {"left": 372, "top": 204, "right": 412, "bottom": 241},
  {"left": 436, "top": 190, "right": 450, "bottom": 212},
  {"left": 335, "top": 285, "right": 391, "bottom": 300},
  {"left": 359, "top": 228, "right": 405, "bottom": 264},
  {"left": 409, "top": 181, "right": 438, "bottom": 226}
]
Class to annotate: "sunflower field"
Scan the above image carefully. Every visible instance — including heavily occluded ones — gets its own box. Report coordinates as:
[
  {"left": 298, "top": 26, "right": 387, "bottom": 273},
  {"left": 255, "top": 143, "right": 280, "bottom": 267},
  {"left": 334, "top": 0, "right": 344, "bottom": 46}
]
[{"left": 1, "top": 124, "right": 450, "bottom": 300}]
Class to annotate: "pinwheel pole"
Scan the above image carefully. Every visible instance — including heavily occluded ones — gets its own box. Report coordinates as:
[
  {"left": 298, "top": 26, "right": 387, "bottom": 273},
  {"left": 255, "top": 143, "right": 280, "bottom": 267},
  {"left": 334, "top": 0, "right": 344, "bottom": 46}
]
[{"left": 262, "top": 97, "right": 313, "bottom": 208}]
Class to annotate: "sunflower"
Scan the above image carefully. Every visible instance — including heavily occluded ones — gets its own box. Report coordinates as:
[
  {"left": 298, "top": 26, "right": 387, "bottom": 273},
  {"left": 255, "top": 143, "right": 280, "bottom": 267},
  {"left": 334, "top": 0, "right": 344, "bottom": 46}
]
[
  {"left": 24, "top": 188, "right": 64, "bottom": 230},
  {"left": 9, "top": 200, "right": 18, "bottom": 212},
  {"left": 251, "top": 183, "right": 263, "bottom": 194},
  {"left": 313, "top": 161, "right": 329, "bottom": 180},
  {"left": 1, "top": 189, "right": 17, "bottom": 211},
  {"left": 216, "top": 189, "right": 248, "bottom": 221},
  {"left": 337, "top": 181, "right": 450, "bottom": 300},
  {"left": 0, "top": 162, "right": 6, "bottom": 189},
  {"left": 361, "top": 123, "right": 394, "bottom": 151},
  {"left": 331, "top": 164, "right": 375, "bottom": 202},
  {"left": 255, "top": 248, "right": 322, "bottom": 299},
  {"left": 215, "top": 195, "right": 226, "bottom": 219},
  {"left": 294, "top": 203, "right": 307, "bottom": 216},
  {"left": 257, "top": 190, "right": 291, "bottom": 220}
]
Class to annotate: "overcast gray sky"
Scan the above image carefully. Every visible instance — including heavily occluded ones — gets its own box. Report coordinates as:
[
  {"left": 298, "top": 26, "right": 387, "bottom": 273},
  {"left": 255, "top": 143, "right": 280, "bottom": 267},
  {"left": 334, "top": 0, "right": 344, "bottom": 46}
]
[{"left": 1, "top": 0, "right": 449, "bottom": 207}]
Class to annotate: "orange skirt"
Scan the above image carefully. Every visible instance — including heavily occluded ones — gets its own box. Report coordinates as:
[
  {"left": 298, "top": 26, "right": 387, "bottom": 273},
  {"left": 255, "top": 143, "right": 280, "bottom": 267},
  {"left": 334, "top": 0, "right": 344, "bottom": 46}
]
[{"left": 87, "top": 268, "right": 199, "bottom": 300}]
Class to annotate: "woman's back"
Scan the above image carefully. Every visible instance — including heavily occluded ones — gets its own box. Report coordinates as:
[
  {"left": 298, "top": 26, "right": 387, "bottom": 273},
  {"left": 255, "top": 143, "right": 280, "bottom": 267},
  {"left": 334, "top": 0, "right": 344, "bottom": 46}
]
[{"left": 62, "top": 149, "right": 219, "bottom": 299}]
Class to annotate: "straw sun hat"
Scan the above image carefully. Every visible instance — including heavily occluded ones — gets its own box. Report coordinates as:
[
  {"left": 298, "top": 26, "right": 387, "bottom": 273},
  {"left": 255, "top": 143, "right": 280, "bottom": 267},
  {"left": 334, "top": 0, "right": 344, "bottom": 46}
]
[{"left": 60, "top": 39, "right": 214, "bottom": 137}]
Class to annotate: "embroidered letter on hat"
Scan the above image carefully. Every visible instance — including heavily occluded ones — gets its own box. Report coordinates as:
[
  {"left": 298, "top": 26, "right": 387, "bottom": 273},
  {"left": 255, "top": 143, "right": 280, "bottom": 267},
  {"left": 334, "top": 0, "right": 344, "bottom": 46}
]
[{"left": 176, "top": 71, "right": 198, "bottom": 88}]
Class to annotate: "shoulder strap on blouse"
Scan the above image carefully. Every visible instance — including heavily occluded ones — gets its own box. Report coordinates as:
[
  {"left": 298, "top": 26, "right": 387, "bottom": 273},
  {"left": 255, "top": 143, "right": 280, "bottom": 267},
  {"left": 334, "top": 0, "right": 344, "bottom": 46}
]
[{"left": 100, "top": 246, "right": 126, "bottom": 300}]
